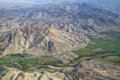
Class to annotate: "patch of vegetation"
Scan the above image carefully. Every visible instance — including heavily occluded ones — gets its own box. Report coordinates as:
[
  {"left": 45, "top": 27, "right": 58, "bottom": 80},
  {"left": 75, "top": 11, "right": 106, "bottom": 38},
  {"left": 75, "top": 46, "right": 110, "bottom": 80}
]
[
  {"left": 104, "top": 56, "right": 120, "bottom": 63},
  {"left": 0, "top": 54, "right": 62, "bottom": 71},
  {"left": 73, "top": 31, "right": 120, "bottom": 63},
  {"left": 74, "top": 48, "right": 91, "bottom": 57}
]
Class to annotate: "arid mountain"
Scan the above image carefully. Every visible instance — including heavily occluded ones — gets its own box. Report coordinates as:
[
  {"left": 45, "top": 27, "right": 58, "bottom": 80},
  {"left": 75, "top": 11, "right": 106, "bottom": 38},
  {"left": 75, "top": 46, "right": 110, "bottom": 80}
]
[
  {"left": 78, "top": 0, "right": 120, "bottom": 14},
  {"left": 1, "top": 0, "right": 120, "bottom": 14},
  {"left": 0, "top": 1, "right": 120, "bottom": 80},
  {"left": 0, "top": 3, "right": 120, "bottom": 57}
]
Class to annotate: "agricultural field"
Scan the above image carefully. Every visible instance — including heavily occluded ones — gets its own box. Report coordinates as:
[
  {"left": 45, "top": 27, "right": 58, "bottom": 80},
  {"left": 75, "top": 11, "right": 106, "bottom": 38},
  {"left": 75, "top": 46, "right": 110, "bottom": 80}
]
[{"left": 74, "top": 31, "right": 120, "bottom": 63}]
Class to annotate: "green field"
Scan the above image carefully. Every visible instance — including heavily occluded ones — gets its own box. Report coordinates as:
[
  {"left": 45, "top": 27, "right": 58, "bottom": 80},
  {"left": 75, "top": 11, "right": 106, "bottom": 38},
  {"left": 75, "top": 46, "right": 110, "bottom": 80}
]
[
  {"left": 0, "top": 54, "right": 62, "bottom": 71},
  {"left": 74, "top": 31, "right": 120, "bottom": 63},
  {"left": 104, "top": 56, "right": 120, "bottom": 63}
]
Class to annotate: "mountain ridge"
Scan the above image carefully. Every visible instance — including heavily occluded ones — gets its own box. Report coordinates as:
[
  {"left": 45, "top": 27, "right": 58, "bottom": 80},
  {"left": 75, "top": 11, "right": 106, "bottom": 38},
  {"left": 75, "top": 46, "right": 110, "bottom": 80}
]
[{"left": 0, "top": 3, "right": 120, "bottom": 57}]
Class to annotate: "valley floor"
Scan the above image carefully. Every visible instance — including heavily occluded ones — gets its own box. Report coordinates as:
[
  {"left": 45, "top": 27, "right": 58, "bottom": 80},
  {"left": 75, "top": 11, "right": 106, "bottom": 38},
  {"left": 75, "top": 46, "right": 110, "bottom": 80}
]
[{"left": 0, "top": 31, "right": 120, "bottom": 80}]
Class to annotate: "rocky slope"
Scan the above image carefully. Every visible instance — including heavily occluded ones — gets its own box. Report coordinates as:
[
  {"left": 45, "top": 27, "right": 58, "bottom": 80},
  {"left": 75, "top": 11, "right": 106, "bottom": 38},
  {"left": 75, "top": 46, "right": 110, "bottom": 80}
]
[
  {"left": 0, "top": 59, "right": 120, "bottom": 80},
  {"left": 0, "top": 2, "right": 120, "bottom": 57},
  {"left": 0, "top": 25, "right": 89, "bottom": 57}
]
